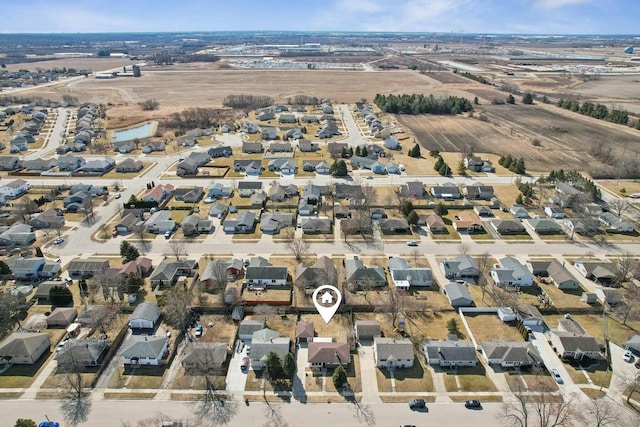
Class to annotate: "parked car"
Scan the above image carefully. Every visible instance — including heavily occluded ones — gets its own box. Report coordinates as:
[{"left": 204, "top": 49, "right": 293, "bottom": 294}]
[
  {"left": 164, "top": 230, "right": 172, "bottom": 239},
  {"left": 464, "top": 400, "right": 482, "bottom": 409},
  {"left": 624, "top": 350, "right": 634, "bottom": 363},
  {"left": 406, "top": 240, "right": 418, "bottom": 246},
  {"left": 114, "top": 193, "right": 121, "bottom": 199},
  {"left": 551, "top": 368, "right": 563, "bottom": 384},
  {"left": 241, "top": 356, "right": 250, "bottom": 370},
  {"left": 55, "top": 339, "right": 68, "bottom": 352},
  {"left": 203, "top": 197, "right": 215, "bottom": 203},
  {"left": 408, "top": 399, "right": 426, "bottom": 409},
  {"left": 195, "top": 324, "right": 203, "bottom": 338},
  {"left": 53, "top": 238, "right": 64, "bottom": 245}
]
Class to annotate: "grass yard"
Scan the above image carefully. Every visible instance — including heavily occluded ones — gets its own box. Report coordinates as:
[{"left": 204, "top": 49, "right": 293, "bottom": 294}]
[
  {"left": 376, "top": 359, "right": 434, "bottom": 393},
  {"left": 171, "top": 368, "right": 226, "bottom": 390},
  {"left": 0, "top": 351, "right": 53, "bottom": 388},
  {"left": 505, "top": 372, "right": 558, "bottom": 392},
  {"left": 194, "top": 315, "right": 237, "bottom": 347},
  {"left": 538, "top": 281, "right": 593, "bottom": 310},
  {"left": 543, "top": 314, "right": 640, "bottom": 347},
  {"left": 443, "top": 365, "right": 497, "bottom": 392},
  {"left": 464, "top": 313, "right": 524, "bottom": 343},
  {"left": 299, "top": 313, "right": 352, "bottom": 343},
  {"left": 108, "top": 365, "right": 167, "bottom": 389},
  {"left": 404, "top": 311, "right": 465, "bottom": 342}
]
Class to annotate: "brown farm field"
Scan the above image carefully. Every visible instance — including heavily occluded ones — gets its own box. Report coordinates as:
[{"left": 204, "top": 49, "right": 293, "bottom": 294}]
[{"left": 397, "top": 102, "right": 640, "bottom": 173}]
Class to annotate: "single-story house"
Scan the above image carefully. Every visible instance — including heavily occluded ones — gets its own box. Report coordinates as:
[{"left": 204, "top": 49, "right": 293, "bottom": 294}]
[
  {"left": 308, "top": 341, "right": 350, "bottom": 369},
  {"left": 374, "top": 337, "right": 414, "bottom": 369},
  {"left": 526, "top": 218, "right": 563, "bottom": 235},
  {"left": 549, "top": 318, "right": 604, "bottom": 360},
  {"left": 544, "top": 206, "right": 566, "bottom": 219},
  {"left": 181, "top": 342, "right": 228, "bottom": 372},
  {"left": 260, "top": 213, "right": 294, "bottom": 234},
  {"left": 463, "top": 184, "right": 495, "bottom": 200},
  {"left": 294, "top": 256, "right": 337, "bottom": 289},
  {"left": 573, "top": 259, "right": 617, "bottom": 284},
  {"left": 424, "top": 339, "right": 478, "bottom": 367},
  {"left": 440, "top": 255, "right": 480, "bottom": 281},
  {"left": 399, "top": 181, "right": 425, "bottom": 198},
  {"left": 510, "top": 205, "right": 529, "bottom": 219},
  {"left": 525, "top": 259, "right": 579, "bottom": 290},
  {"left": 238, "top": 181, "right": 262, "bottom": 197},
  {"left": 0, "top": 332, "right": 50, "bottom": 365},
  {"left": 599, "top": 212, "right": 634, "bottom": 233},
  {"left": 345, "top": 258, "right": 386, "bottom": 289},
  {"left": 480, "top": 341, "right": 542, "bottom": 367},
  {"left": 444, "top": 282, "right": 474, "bottom": 307},
  {"left": 249, "top": 328, "right": 290, "bottom": 370},
  {"left": 120, "top": 335, "right": 168, "bottom": 366},
  {"left": 491, "top": 257, "right": 535, "bottom": 287},
  {"left": 354, "top": 320, "right": 381, "bottom": 341},
  {"left": 431, "top": 184, "right": 461, "bottom": 200},
  {"left": 46, "top": 307, "right": 77, "bottom": 327},
  {"left": 239, "top": 320, "right": 265, "bottom": 341},
  {"left": 222, "top": 212, "right": 256, "bottom": 234},
  {"left": 491, "top": 218, "right": 526, "bottom": 235},
  {"left": 245, "top": 258, "right": 288, "bottom": 286},
  {"left": 77, "top": 305, "right": 110, "bottom": 327},
  {"left": 516, "top": 304, "right": 546, "bottom": 327},
  {"left": 453, "top": 211, "right": 483, "bottom": 233},
  {"left": 296, "top": 321, "right": 315, "bottom": 343},
  {"left": 149, "top": 259, "right": 197, "bottom": 287},
  {"left": 28, "top": 208, "right": 65, "bottom": 229},
  {"left": 67, "top": 259, "right": 110, "bottom": 279},
  {"left": 425, "top": 213, "right": 447, "bottom": 233},
  {"left": 56, "top": 339, "right": 108, "bottom": 367},
  {"left": 388, "top": 257, "right": 433, "bottom": 289},
  {"left": 145, "top": 210, "right": 176, "bottom": 234},
  {"left": 129, "top": 302, "right": 161, "bottom": 330}
]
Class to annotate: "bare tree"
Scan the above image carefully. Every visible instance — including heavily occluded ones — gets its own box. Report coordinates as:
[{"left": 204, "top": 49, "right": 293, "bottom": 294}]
[
  {"left": 458, "top": 243, "right": 470, "bottom": 255},
  {"left": 619, "top": 371, "right": 640, "bottom": 404},
  {"left": 169, "top": 239, "right": 187, "bottom": 261},
  {"left": 58, "top": 352, "right": 92, "bottom": 427},
  {"left": 120, "top": 412, "right": 199, "bottom": 427},
  {"left": 499, "top": 375, "right": 581, "bottom": 427},
  {"left": 15, "top": 199, "right": 38, "bottom": 222},
  {"left": 203, "top": 260, "right": 229, "bottom": 293},
  {"left": 131, "top": 223, "right": 148, "bottom": 249},
  {"left": 614, "top": 283, "right": 640, "bottom": 325},
  {"left": 263, "top": 401, "right": 287, "bottom": 427},
  {"left": 583, "top": 398, "right": 622, "bottom": 427},
  {"left": 284, "top": 231, "right": 310, "bottom": 262},
  {"left": 162, "top": 286, "right": 192, "bottom": 332},
  {"left": 82, "top": 195, "right": 95, "bottom": 224},
  {"left": 91, "top": 271, "right": 123, "bottom": 303},
  {"left": 349, "top": 399, "right": 376, "bottom": 427},
  {"left": 615, "top": 252, "right": 636, "bottom": 286},
  {"left": 0, "top": 289, "right": 29, "bottom": 338},
  {"left": 477, "top": 252, "right": 492, "bottom": 302},
  {"left": 609, "top": 198, "right": 630, "bottom": 217},
  {"left": 254, "top": 304, "right": 277, "bottom": 324}
]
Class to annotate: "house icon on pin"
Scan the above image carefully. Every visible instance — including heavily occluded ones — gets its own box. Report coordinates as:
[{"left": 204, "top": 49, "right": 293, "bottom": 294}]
[{"left": 320, "top": 291, "right": 333, "bottom": 304}]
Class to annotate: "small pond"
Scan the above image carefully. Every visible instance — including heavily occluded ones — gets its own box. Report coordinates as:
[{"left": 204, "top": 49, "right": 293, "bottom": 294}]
[{"left": 113, "top": 122, "right": 154, "bottom": 142}]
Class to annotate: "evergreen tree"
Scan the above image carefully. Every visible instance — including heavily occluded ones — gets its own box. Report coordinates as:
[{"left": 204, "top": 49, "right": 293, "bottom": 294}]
[
  {"left": 34, "top": 247, "right": 43, "bottom": 258},
  {"left": 283, "top": 353, "right": 296, "bottom": 378},
  {"left": 120, "top": 241, "right": 140, "bottom": 263},
  {"left": 355, "top": 146, "right": 361, "bottom": 156},
  {"left": 0, "top": 260, "right": 10, "bottom": 275},
  {"left": 332, "top": 365, "right": 348, "bottom": 389},
  {"left": 434, "top": 203, "right": 448, "bottom": 217},
  {"left": 348, "top": 146, "right": 354, "bottom": 157},
  {"left": 50, "top": 286, "right": 73, "bottom": 306},
  {"left": 473, "top": 96, "right": 479, "bottom": 105},
  {"left": 406, "top": 210, "right": 419, "bottom": 226},
  {"left": 522, "top": 93, "right": 533, "bottom": 104},
  {"left": 434, "top": 156, "right": 444, "bottom": 171},
  {"left": 514, "top": 157, "right": 526, "bottom": 174},
  {"left": 438, "top": 163, "right": 449, "bottom": 176},
  {"left": 14, "top": 419, "right": 37, "bottom": 427},
  {"left": 341, "top": 147, "right": 348, "bottom": 158},
  {"left": 361, "top": 146, "right": 369, "bottom": 157},
  {"left": 125, "top": 275, "right": 144, "bottom": 294},
  {"left": 506, "top": 94, "right": 515, "bottom": 104},
  {"left": 408, "top": 144, "right": 421, "bottom": 158},
  {"left": 400, "top": 201, "right": 414, "bottom": 217},
  {"left": 447, "top": 318, "right": 460, "bottom": 335},
  {"left": 333, "top": 160, "right": 348, "bottom": 177},
  {"left": 265, "top": 352, "right": 284, "bottom": 381},
  {"left": 457, "top": 160, "right": 467, "bottom": 176},
  {"left": 515, "top": 194, "right": 524, "bottom": 205}
]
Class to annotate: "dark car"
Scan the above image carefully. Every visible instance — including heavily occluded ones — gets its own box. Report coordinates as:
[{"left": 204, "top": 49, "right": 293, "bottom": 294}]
[
  {"left": 465, "top": 399, "right": 482, "bottom": 409},
  {"left": 408, "top": 399, "right": 426, "bottom": 409}
]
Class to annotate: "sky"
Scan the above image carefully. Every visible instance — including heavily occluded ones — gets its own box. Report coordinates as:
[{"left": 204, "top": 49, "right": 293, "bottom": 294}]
[{"left": 2, "top": 0, "right": 639, "bottom": 35}]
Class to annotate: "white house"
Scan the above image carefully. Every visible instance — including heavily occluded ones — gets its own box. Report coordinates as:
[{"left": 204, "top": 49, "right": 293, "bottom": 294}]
[
  {"left": 0, "top": 179, "right": 30, "bottom": 199},
  {"left": 374, "top": 337, "right": 414, "bottom": 369},
  {"left": 491, "top": 257, "right": 535, "bottom": 287},
  {"left": 120, "top": 335, "right": 168, "bottom": 366},
  {"left": 128, "top": 302, "right": 161, "bottom": 330},
  {"left": 388, "top": 257, "right": 433, "bottom": 289}
]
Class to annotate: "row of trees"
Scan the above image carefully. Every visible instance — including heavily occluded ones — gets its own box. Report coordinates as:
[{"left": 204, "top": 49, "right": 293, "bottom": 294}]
[
  {"left": 499, "top": 154, "right": 527, "bottom": 174},
  {"left": 222, "top": 94, "right": 273, "bottom": 109},
  {"left": 374, "top": 93, "right": 474, "bottom": 115},
  {"left": 557, "top": 98, "right": 629, "bottom": 125},
  {"left": 539, "top": 169, "right": 601, "bottom": 200},
  {"left": 161, "top": 107, "right": 221, "bottom": 132},
  {"left": 434, "top": 154, "right": 451, "bottom": 176}
]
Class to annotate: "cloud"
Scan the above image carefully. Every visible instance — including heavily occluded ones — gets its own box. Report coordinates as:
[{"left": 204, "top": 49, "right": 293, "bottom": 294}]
[{"left": 533, "top": 0, "right": 594, "bottom": 9}]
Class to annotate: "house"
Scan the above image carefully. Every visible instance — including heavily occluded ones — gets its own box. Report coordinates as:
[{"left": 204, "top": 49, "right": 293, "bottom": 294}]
[
  {"left": 56, "top": 339, "right": 108, "bottom": 367},
  {"left": 308, "top": 342, "right": 350, "bottom": 369},
  {"left": 626, "top": 335, "right": 640, "bottom": 356},
  {"left": 239, "top": 320, "right": 265, "bottom": 341},
  {"left": 6, "top": 256, "right": 46, "bottom": 280},
  {"left": 440, "top": 255, "right": 480, "bottom": 282},
  {"left": 490, "top": 218, "right": 526, "bottom": 235},
  {"left": 373, "top": 337, "right": 414, "bottom": 369},
  {"left": 238, "top": 181, "right": 262, "bottom": 197},
  {"left": 599, "top": 212, "right": 634, "bottom": 233},
  {"left": 149, "top": 259, "right": 197, "bottom": 287},
  {"left": 113, "top": 139, "right": 136, "bottom": 153},
  {"left": 181, "top": 215, "right": 213, "bottom": 236},
  {"left": 181, "top": 342, "right": 228, "bottom": 372},
  {"left": 245, "top": 258, "right": 288, "bottom": 286},
  {"left": 268, "top": 159, "right": 296, "bottom": 174},
  {"left": 444, "top": 282, "right": 474, "bottom": 307},
  {"left": 115, "top": 158, "right": 143, "bottom": 173},
  {"left": 62, "top": 191, "right": 91, "bottom": 211},
  {"left": 250, "top": 191, "right": 267, "bottom": 207},
  {"left": 208, "top": 202, "right": 227, "bottom": 218},
  {"left": 563, "top": 218, "right": 600, "bottom": 236},
  {"left": 464, "top": 184, "right": 495, "bottom": 200},
  {"left": 549, "top": 318, "right": 604, "bottom": 360},
  {"left": 176, "top": 159, "right": 199, "bottom": 176},
  {"left": 525, "top": 259, "right": 579, "bottom": 289},
  {"left": 424, "top": 339, "right": 478, "bottom": 367},
  {"left": 527, "top": 218, "right": 563, "bottom": 235},
  {"left": 453, "top": 212, "right": 483, "bottom": 233},
  {"left": 379, "top": 218, "right": 410, "bottom": 234},
  {"left": 242, "top": 141, "right": 263, "bottom": 154},
  {"left": 269, "top": 183, "right": 298, "bottom": 201},
  {"left": 145, "top": 210, "right": 176, "bottom": 234},
  {"left": 67, "top": 259, "right": 110, "bottom": 279},
  {"left": 397, "top": 181, "right": 425, "bottom": 200},
  {"left": 115, "top": 212, "right": 144, "bottom": 234},
  {"left": 573, "top": 259, "right": 616, "bottom": 284},
  {"left": 431, "top": 184, "right": 461, "bottom": 200},
  {"left": 384, "top": 135, "right": 400, "bottom": 150},
  {"left": 510, "top": 205, "right": 529, "bottom": 219},
  {"left": 116, "top": 257, "right": 153, "bottom": 278},
  {"left": 233, "top": 160, "right": 263, "bottom": 175},
  {"left": 345, "top": 258, "right": 386, "bottom": 289},
  {"left": 425, "top": 214, "right": 447, "bottom": 233},
  {"left": 298, "top": 139, "right": 320, "bottom": 152},
  {"left": 120, "top": 335, "right": 168, "bottom": 366},
  {"left": 33, "top": 281, "right": 64, "bottom": 303},
  {"left": 222, "top": 211, "right": 256, "bottom": 234},
  {"left": 516, "top": 304, "right": 545, "bottom": 327},
  {"left": 296, "top": 321, "right": 315, "bottom": 343},
  {"left": 354, "top": 320, "right": 381, "bottom": 341},
  {"left": 79, "top": 158, "right": 116, "bottom": 174},
  {"left": 0, "top": 223, "right": 35, "bottom": 247},
  {"left": 595, "top": 288, "right": 623, "bottom": 305},
  {"left": 77, "top": 305, "right": 111, "bottom": 327},
  {"left": 143, "top": 184, "right": 174, "bottom": 203},
  {"left": 260, "top": 213, "right": 293, "bottom": 234},
  {"left": 388, "top": 257, "right": 433, "bottom": 289},
  {"left": 258, "top": 109, "right": 275, "bottom": 121},
  {"left": 491, "top": 257, "right": 535, "bottom": 287},
  {"left": 0, "top": 332, "right": 50, "bottom": 365},
  {"left": 480, "top": 341, "right": 542, "bottom": 367},
  {"left": 20, "top": 158, "right": 58, "bottom": 171},
  {"left": 261, "top": 127, "right": 278, "bottom": 140},
  {"left": 142, "top": 140, "right": 165, "bottom": 153},
  {"left": 283, "top": 128, "right": 303, "bottom": 140},
  {"left": 249, "top": 328, "right": 290, "bottom": 369},
  {"left": 46, "top": 307, "right": 77, "bottom": 327},
  {"left": 474, "top": 206, "right": 493, "bottom": 217},
  {"left": 294, "top": 256, "right": 337, "bottom": 289},
  {"left": 464, "top": 155, "right": 490, "bottom": 172},
  {"left": 300, "top": 217, "right": 332, "bottom": 234},
  {"left": 0, "top": 156, "right": 20, "bottom": 171},
  {"left": 173, "top": 187, "right": 205, "bottom": 203},
  {"left": 556, "top": 182, "right": 583, "bottom": 197},
  {"left": 241, "top": 121, "right": 259, "bottom": 134},
  {"left": 0, "top": 179, "right": 30, "bottom": 199},
  {"left": 302, "top": 160, "right": 330, "bottom": 174},
  {"left": 208, "top": 183, "right": 233, "bottom": 198},
  {"left": 301, "top": 115, "right": 318, "bottom": 123},
  {"left": 327, "top": 142, "right": 348, "bottom": 156},
  {"left": 207, "top": 145, "right": 232, "bottom": 158},
  {"left": 57, "top": 155, "right": 86, "bottom": 171},
  {"left": 544, "top": 206, "right": 566, "bottom": 219},
  {"left": 129, "top": 302, "right": 161, "bottom": 330},
  {"left": 279, "top": 113, "right": 297, "bottom": 124}
]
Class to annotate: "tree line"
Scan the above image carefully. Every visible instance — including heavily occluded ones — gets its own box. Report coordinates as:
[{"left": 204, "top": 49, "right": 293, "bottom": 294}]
[
  {"left": 222, "top": 94, "right": 273, "bottom": 110},
  {"left": 374, "top": 93, "right": 474, "bottom": 115},
  {"left": 557, "top": 98, "right": 629, "bottom": 125}
]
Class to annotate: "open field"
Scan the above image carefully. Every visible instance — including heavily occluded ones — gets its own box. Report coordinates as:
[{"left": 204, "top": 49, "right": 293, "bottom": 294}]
[{"left": 398, "top": 102, "right": 640, "bottom": 174}]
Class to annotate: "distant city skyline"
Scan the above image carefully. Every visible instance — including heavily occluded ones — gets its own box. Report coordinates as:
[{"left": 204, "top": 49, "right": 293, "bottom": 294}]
[{"left": 2, "top": 0, "right": 639, "bottom": 35}]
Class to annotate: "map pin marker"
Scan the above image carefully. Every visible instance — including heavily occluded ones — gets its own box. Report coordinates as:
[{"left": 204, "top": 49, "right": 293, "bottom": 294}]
[{"left": 312, "top": 284, "right": 342, "bottom": 324}]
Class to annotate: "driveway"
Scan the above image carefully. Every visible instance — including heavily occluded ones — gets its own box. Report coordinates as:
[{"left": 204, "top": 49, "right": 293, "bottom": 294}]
[
  {"left": 530, "top": 331, "right": 588, "bottom": 402},
  {"left": 293, "top": 342, "right": 308, "bottom": 401},
  {"left": 357, "top": 342, "right": 381, "bottom": 403},
  {"left": 225, "top": 340, "right": 249, "bottom": 392}
]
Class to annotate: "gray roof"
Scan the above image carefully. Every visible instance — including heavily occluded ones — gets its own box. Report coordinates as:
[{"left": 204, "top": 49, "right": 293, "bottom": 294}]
[
  {"left": 374, "top": 337, "right": 414, "bottom": 361},
  {"left": 56, "top": 339, "right": 107, "bottom": 365},
  {"left": 0, "top": 332, "right": 50, "bottom": 358},
  {"left": 444, "top": 282, "right": 474, "bottom": 306},
  {"left": 149, "top": 259, "right": 196, "bottom": 283},
  {"left": 480, "top": 340, "right": 542, "bottom": 364},
  {"left": 441, "top": 255, "right": 479, "bottom": 277},
  {"left": 246, "top": 264, "right": 288, "bottom": 281},
  {"left": 120, "top": 335, "right": 168, "bottom": 359},
  {"left": 424, "top": 339, "right": 478, "bottom": 363},
  {"left": 250, "top": 328, "right": 290, "bottom": 361},
  {"left": 354, "top": 320, "right": 381, "bottom": 338},
  {"left": 181, "top": 342, "right": 227, "bottom": 368},
  {"left": 552, "top": 331, "right": 602, "bottom": 353},
  {"left": 130, "top": 302, "right": 160, "bottom": 324},
  {"left": 238, "top": 320, "right": 265, "bottom": 336}
]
